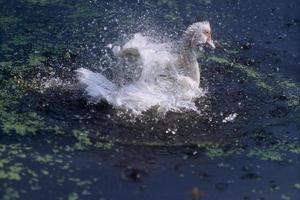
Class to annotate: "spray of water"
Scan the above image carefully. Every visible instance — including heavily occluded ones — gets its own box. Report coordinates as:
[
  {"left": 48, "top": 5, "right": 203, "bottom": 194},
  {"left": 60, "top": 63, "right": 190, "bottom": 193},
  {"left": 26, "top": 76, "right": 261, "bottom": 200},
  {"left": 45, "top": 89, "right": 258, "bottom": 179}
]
[{"left": 76, "top": 30, "right": 206, "bottom": 115}]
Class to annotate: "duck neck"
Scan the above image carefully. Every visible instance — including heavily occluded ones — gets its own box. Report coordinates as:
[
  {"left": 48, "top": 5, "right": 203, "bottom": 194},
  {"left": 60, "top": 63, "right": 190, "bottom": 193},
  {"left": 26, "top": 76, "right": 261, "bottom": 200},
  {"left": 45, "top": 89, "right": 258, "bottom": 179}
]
[{"left": 180, "top": 38, "right": 200, "bottom": 86}]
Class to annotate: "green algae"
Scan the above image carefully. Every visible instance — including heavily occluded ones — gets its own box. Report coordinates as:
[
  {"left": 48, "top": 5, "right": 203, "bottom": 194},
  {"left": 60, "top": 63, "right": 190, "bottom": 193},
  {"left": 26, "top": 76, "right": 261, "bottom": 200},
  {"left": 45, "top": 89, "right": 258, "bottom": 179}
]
[
  {"left": 0, "top": 44, "right": 14, "bottom": 52},
  {"left": 247, "top": 148, "right": 283, "bottom": 161},
  {"left": 279, "top": 80, "right": 297, "bottom": 89},
  {"left": 94, "top": 141, "right": 114, "bottom": 150},
  {"left": 0, "top": 163, "right": 23, "bottom": 181},
  {"left": 196, "top": 142, "right": 243, "bottom": 158},
  {"left": 9, "top": 35, "right": 30, "bottom": 46},
  {"left": 1, "top": 112, "right": 44, "bottom": 135},
  {"left": 73, "top": 130, "right": 92, "bottom": 150},
  {"left": 34, "top": 155, "right": 54, "bottom": 163},
  {"left": 72, "top": 130, "right": 114, "bottom": 150},
  {"left": 207, "top": 55, "right": 300, "bottom": 109},
  {"left": 207, "top": 55, "right": 274, "bottom": 92},
  {"left": 28, "top": 54, "right": 46, "bottom": 66},
  {"left": 281, "top": 194, "right": 291, "bottom": 200},
  {"left": 68, "top": 193, "right": 79, "bottom": 200},
  {"left": 286, "top": 94, "right": 300, "bottom": 107},
  {"left": 207, "top": 56, "right": 230, "bottom": 65},
  {"left": 0, "top": 16, "right": 19, "bottom": 26},
  {"left": 2, "top": 187, "right": 20, "bottom": 200},
  {"left": 0, "top": 96, "right": 44, "bottom": 136},
  {"left": 294, "top": 183, "right": 300, "bottom": 189},
  {"left": 0, "top": 62, "right": 45, "bottom": 136},
  {"left": 0, "top": 61, "right": 13, "bottom": 68}
]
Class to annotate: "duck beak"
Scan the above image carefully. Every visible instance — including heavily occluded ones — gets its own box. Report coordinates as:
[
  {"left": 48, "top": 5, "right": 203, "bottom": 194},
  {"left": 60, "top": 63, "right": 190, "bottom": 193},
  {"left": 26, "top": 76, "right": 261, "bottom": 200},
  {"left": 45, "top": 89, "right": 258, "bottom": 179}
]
[
  {"left": 206, "top": 38, "right": 215, "bottom": 49},
  {"left": 205, "top": 33, "right": 215, "bottom": 49}
]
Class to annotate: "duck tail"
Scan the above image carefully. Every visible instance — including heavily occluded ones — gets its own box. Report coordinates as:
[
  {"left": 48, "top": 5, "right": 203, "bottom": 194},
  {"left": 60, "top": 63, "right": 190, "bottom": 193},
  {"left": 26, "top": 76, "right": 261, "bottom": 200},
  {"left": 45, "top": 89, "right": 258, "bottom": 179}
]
[{"left": 76, "top": 68, "right": 117, "bottom": 99}]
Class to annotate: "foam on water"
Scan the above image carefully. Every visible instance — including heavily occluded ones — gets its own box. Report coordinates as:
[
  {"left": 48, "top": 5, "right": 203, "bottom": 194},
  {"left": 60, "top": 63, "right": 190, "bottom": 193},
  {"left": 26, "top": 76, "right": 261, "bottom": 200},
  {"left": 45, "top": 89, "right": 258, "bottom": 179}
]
[{"left": 76, "top": 33, "right": 205, "bottom": 114}]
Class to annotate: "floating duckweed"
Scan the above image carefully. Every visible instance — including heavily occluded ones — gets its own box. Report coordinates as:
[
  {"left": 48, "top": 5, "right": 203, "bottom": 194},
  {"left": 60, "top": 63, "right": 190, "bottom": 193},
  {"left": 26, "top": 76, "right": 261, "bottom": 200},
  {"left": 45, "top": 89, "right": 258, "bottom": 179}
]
[
  {"left": 285, "top": 143, "right": 300, "bottom": 154},
  {"left": 82, "top": 190, "right": 92, "bottom": 196},
  {"left": 69, "top": 177, "right": 93, "bottom": 187},
  {"left": 207, "top": 56, "right": 273, "bottom": 92},
  {"left": 46, "top": 126, "right": 65, "bottom": 135},
  {"left": 0, "top": 16, "right": 19, "bottom": 26},
  {"left": 279, "top": 80, "right": 297, "bottom": 89},
  {"left": 94, "top": 141, "right": 114, "bottom": 150},
  {"left": 0, "top": 159, "right": 10, "bottom": 168},
  {"left": 2, "top": 187, "right": 20, "bottom": 200},
  {"left": 286, "top": 95, "right": 300, "bottom": 107},
  {"left": 1, "top": 112, "right": 44, "bottom": 135},
  {"left": 197, "top": 143, "right": 237, "bottom": 158},
  {"left": 206, "top": 147, "right": 226, "bottom": 157},
  {"left": 0, "top": 163, "right": 23, "bottom": 181},
  {"left": 68, "top": 192, "right": 79, "bottom": 200},
  {"left": 9, "top": 35, "right": 29, "bottom": 46},
  {"left": 294, "top": 183, "right": 300, "bottom": 189},
  {"left": 73, "top": 130, "right": 92, "bottom": 150},
  {"left": 40, "top": 169, "right": 49, "bottom": 176},
  {"left": 208, "top": 55, "right": 300, "bottom": 94},
  {"left": 247, "top": 148, "right": 283, "bottom": 161},
  {"left": 207, "top": 56, "right": 231, "bottom": 65},
  {"left": 281, "top": 194, "right": 291, "bottom": 200},
  {"left": 28, "top": 55, "right": 46, "bottom": 66},
  {"left": 34, "top": 155, "right": 54, "bottom": 163}
]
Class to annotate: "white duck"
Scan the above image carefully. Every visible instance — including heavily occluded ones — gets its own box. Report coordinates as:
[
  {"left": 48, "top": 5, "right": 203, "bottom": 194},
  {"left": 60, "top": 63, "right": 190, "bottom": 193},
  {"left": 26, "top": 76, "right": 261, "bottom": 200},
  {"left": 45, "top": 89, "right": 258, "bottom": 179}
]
[
  {"left": 76, "top": 21, "right": 215, "bottom": 113},
  {"left": 114, "top": 21, "right": 215, "bottom": 87}
]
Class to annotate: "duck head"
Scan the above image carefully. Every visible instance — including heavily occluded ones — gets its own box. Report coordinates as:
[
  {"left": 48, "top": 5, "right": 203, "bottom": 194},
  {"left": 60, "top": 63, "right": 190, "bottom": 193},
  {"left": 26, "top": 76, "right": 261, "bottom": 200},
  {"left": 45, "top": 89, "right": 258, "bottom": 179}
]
[{"left": 183, "top": 21, "right": 215, "bottom": 51}]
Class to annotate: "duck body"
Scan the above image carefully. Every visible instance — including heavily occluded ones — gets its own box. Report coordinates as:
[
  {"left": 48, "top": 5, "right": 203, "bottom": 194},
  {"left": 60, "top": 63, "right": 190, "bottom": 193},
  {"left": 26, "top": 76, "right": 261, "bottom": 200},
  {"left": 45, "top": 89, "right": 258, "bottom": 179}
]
[{"left": 76, "top": 21, "right": 215, "bottom": 113}]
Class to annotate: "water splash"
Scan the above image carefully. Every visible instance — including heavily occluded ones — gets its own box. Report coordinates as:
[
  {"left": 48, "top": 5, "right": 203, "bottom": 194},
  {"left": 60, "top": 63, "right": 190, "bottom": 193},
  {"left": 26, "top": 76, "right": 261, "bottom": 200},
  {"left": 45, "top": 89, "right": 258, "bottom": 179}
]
[{"left": 76, "top": 32, "right": 206, "bottom": 114}]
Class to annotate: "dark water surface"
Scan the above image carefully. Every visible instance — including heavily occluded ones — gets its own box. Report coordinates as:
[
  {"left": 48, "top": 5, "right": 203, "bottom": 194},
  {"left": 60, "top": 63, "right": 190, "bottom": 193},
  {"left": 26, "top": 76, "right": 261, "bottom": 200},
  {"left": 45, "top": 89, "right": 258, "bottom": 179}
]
[{"left": 0, "top": 0, "right": 299, "bottom": 200}]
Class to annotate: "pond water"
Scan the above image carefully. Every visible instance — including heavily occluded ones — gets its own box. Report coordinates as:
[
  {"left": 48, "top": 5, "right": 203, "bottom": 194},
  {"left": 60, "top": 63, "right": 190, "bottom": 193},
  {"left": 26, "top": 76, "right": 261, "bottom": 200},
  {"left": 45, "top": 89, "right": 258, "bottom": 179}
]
[{"left": 0, "top": 0, "right": 299, "bottom": 200}]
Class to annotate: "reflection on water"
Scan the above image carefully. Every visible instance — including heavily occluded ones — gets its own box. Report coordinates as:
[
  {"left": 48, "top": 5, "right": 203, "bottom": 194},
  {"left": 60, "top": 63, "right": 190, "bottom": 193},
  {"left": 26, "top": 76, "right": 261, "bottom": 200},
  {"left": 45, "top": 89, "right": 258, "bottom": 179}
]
[{"left": 0, "top": 0, "right": 299, "bottom": 199}]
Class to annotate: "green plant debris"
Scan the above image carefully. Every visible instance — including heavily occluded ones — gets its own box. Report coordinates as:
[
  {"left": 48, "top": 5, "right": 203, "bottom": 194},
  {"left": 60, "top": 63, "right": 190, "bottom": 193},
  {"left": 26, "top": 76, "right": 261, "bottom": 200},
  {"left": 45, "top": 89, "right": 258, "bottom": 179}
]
[
  {"left": 28, "top": 54, "right": 46, "bottom": 66},
  {"left": 285, "top": 143, "right": 300, "bottom": 154},
  {"left": 0, "top": 16, "right": 19, "bottom": 26},
  {"left": 40, "top": 169, "right": 49, "bottom": 176},
  {"left": 247, "top": 148, "right": 283, "bottom": 161},
  {"left": 94, "top": 141, "right": 114, "bottom": 150},
  {"left": 9, "top": 35, "right": 30, "bottom": 46},
  {"left": 68, "top": 192, "right": 79, "bottom": 200},
  {"left": 207, "top": 56, "right": 231, "bottom": 65},
  {"left": 279, "top": 80, "right": 297, "bottom": 89},
  {"left": 294, "top": 183, "right": 300, "bottom": 189},
  {"left": 69, "top": 177, "right": 93, "bottom": 187},
  {"left": 207, "top": 55, "right": 300, "bottom": 93},
  {"left": 73, "top": 130, "right": 92, "bottom": 150},
  {"left": 1, "top": 112, "right": 44, "bottom": 135},
  {"left": 2, "top": 187, "right": 20, "bottom": 200},
  {"left": 0, "top": 163, "right": 23, "bottom": 181},
  {"left": 196, "top": 142, "right": 242, "bottom": 158},
  {"left": 0, "top": 61, "right": 13, "bottom": 67},
  {"left": 286, "top": 95, "right": 300, "bottom": 107},
  {"left": 205, "top": 147, "right": 226, "bottom": 157},
  {"left": 34, "top": 155, "right": 54, "bottom": 163},
  {"left": 281, "top": 194, "right": 291, "bottom": 200},
  {"left": 45, "top": 126, "right": 65, "bottom": 135},
  {"left": 207, "top": 56, "right": 273, "bottom": 91},
  {"left": 0, "top": 44, "right": 14, "bottom": 52}
]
